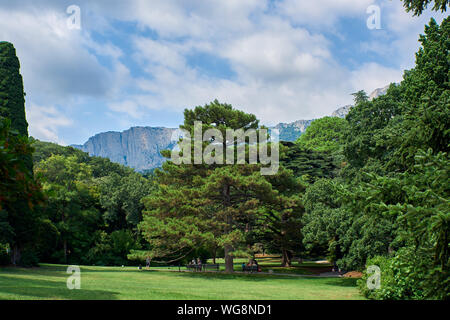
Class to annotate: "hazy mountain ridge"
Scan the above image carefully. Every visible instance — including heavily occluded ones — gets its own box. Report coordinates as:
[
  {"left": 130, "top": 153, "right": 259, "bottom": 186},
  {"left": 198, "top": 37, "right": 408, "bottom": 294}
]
[
  {"left": 72, "top": 87, "right": 389, "bottom": 171},
  {"left": 72, "top": 126, "right": 178, "bottom": 172},
  {"left": 273, "top": 119, "right": 314, "bottom": 141}
]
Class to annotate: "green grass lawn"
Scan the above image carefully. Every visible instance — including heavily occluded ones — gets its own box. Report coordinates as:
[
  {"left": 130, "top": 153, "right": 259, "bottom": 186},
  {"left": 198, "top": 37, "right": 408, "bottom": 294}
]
[{"left": 0, "top": 264, "right": 363, "bottom": 300}]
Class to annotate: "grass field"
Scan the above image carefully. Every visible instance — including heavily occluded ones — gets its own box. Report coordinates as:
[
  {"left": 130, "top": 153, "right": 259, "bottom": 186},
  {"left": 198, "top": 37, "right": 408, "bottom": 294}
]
[{"left": 0, "top": 263, "right": 363, "bottom": 300}]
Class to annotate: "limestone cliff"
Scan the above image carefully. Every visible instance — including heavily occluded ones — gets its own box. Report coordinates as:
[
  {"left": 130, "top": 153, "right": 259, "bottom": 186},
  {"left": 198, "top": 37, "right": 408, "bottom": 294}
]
[{"left": 72, "top": 127, "right": 177, "bottom": 172}]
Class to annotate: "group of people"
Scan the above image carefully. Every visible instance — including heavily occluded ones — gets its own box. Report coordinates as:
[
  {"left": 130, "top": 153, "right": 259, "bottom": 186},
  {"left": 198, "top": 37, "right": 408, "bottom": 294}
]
[
  {"left": 242, "top": 259, "right": 261, "bottom": 272},
  {"left": 138, "top": 256, "right": 152, "bottom": 270},
  {"left": 188, "top": 258, "right": 203, "bottom": 271}
]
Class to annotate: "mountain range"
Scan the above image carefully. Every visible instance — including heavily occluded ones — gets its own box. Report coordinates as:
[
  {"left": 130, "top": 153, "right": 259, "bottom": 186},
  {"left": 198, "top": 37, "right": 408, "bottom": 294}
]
[{"left": 72, "top": 86, "right": 390, "bottom": 172}]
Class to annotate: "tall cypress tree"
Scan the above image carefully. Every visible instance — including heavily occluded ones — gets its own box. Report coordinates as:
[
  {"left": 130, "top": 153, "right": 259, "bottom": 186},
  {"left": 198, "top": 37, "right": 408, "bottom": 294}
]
[
  {"left": 0, "top": 42, "right": 38, "bottom": 265},
  {"left": 0, "top": 42, "right": 29, "bottom": 136}
]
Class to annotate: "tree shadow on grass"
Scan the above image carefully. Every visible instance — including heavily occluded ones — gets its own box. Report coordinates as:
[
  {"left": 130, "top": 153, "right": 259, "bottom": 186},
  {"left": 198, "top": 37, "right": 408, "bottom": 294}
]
[
  {"left": 78, "top": 268, "right": 160, "bottom": 275},
  {"left": 0, "top": 265, "right": 70, "bottom": 278},
  {"left": 167, "top": 271, "right": 315, "bottom": 282},
  {"left": 323, "top": 278, "right": 359, "bottom": 287},
  {"left": 38, "top": 264, "right": 151, "bottom": 275},
  {"left": 0, "top": 275, "right": 119, "bottom": 300}
]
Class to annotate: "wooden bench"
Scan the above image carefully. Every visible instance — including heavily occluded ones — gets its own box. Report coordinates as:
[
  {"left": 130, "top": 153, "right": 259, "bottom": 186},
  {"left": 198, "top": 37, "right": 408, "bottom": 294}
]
[
  {"left": 202, "top": 264, "right": 219, "bottom": 271},
  {"left": 242, "top": 265, "right": 259, "bottom": 273},
  {"left": 186, "top": 264, "right": 202, "bottom": 271},
  {"left": 186, "top": 264, "right": 220, "bottom": 272}
]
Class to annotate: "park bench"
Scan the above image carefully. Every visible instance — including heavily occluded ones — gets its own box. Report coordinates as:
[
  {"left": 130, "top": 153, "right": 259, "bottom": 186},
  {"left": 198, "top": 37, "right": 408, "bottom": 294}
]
[
  {"left": 242, "top": 265, "right": 259, "bottom": 273},
  {"left": 186, "top": 264, "right": 202, "bottom": 271},
  {"left": 185, "top": 264, "right": 220, "bottom": 272},
  {"left": 202, "top": 264, "right": 219, "bottom": 271}
]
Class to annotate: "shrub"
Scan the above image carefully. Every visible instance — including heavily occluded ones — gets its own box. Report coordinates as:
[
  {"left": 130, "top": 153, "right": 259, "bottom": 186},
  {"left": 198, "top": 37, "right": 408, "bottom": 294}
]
[
  {"left": 0, "top": 244, "right": 10, "bottom": 265},
  {"left": 358, "top": 247, "right": 432, "bottom": 300},
  {"left": 19, "top": 249, "right": 39, "bottom": 267}
]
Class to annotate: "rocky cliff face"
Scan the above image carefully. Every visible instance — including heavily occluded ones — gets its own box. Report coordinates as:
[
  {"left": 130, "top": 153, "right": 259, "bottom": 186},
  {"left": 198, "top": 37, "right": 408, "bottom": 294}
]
[
  {"left": 73, "top": 120, "right": 318, "bottom": 172},
  {"left": 73, "top": 86, "right": 390, "bottom": 171},
  {"left": 272, "top": 119, "right": 314, "bottom": 141},
  {"left": 331, "top": 105, "right": 352, "bottom": 118},
  {"left": 72, "top": 127, "right": 178, "bottom": 172},
  {"left": 369, "top": 84, "right": 390, "bottom": 101},
  {"left": 331, "top": 85, "right": 391, "bottom": 119}
]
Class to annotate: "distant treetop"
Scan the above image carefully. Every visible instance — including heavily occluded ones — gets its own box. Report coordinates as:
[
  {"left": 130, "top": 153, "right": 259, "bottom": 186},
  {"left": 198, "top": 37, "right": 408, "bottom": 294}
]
[{"left": 401, "top": 0, "right": 448, "bottom": 16}]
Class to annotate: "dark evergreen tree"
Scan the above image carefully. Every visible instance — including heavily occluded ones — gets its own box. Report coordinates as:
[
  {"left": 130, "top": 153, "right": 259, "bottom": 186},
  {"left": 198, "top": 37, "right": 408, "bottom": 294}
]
[
  {"left": 0, "top": 42, "right": 28, "bottom": 137},
  {"left": 281, "top": 141, "right": 337, "bottom": 182},
  {"left": 0, "top": 42, "right": 38, "bottom": 264},
  {"left": 401, "top": 0, "right": 448, "bottom": 16},
  {"left": 139, "top": 101, "right": 303, "bottom": 271}
]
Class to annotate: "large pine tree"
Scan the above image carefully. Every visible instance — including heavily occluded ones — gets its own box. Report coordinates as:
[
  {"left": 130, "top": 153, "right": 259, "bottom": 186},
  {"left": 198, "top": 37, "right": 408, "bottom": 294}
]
[{"left": 139, "top": 101, "right": 303, "bottom": 271}]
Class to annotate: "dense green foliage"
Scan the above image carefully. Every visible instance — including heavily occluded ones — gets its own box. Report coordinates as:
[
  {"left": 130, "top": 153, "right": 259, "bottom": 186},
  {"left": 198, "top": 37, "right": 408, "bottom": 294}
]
[
  {"left": 0, "top": 42, "right": 40, "bottom": 266},
  {"left": 28, "top": 140, "right": 152, "bottom": 266},
  {"left": 356, "top": 150, "right": 449, "bottom": 299},
  {"left": 301, "top": 17, "right": 449, "bottom": 299},
  {"left": 0, "top": 118, "right": 44, "bottom": 266},
  {"left": 296, "top": 117, "right": 348, "bottom": 154},
  {"left": 280, "top": 141, "right": 337, "bottom": 183},
  {"left": 401, "top": 0, "right": 448, "bottom": 16}
]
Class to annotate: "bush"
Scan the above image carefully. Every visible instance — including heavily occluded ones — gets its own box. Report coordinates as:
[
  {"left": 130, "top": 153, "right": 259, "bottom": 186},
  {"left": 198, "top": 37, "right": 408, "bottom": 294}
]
[
  {"left": 0, "top": 244, "right": 10, "bottom": 265},
  {"left": 358, "top": 247, "right": 432, "bottom": 300},
  {"left": 87, "top": 230, "right": 140, "bottom": 266},
  {"left": 19, "top": 249, "right": 39, "bottom": 267},
  {"left": 358, "top": 255, "right": 393, "bottom": 299}
]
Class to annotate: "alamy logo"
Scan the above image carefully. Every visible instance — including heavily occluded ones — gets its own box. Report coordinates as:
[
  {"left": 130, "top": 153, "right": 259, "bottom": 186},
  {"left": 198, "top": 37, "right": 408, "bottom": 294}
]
[
  {"left": 366, "top": 265, "right": 381, "bottom": 290},
  {"left": 66, "top": 5, "right": 81, "bottom": 30},
  {"left": 170, "top": 121, "right": 279, "bottom": 175},
  {"left": 366, "top": 5, "right": 381, "bottom": 30},
  {"left": 66, "top": 265, "right": 81, "bottom": 289}
]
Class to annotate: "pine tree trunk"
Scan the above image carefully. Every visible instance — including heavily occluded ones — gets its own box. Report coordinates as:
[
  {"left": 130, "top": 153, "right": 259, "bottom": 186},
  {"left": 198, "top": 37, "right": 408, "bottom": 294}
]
[
  {"left": 281, "top": 249, "right": 292, "bottom": 267},
  {"left": 224, "top": 244, "right": 234, "bottom": 273},
  {"left": 212, "top": 247, "right": 217, "bottom": 264},
  {"left": 247, "top": 243, "right": 253, "bottom": 264},
  {"left": 222, "top": 183, "right": 234, "bottom": 273},
  {"left": 64, "top": 239, "right": 67, "bottom": 264},
  {"left": 11, "top": 244, "right": 21, "bottom": 265}
]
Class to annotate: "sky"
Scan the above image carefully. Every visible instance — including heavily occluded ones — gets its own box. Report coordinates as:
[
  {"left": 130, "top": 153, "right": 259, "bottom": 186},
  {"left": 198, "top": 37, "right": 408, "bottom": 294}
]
[{"left": 0, "top": 0, "right": 447, "bottom": 145}]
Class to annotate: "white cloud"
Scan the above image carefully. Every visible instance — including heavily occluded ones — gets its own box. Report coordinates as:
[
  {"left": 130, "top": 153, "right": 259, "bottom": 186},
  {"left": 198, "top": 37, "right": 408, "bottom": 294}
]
[
  {"left": 349, "top": 63, "right": 403, "bottom": 94},
  {"left": 27, "top": 103, "right": 72, "bottom": 145},
  {"left": 274, "top": 0, "right": 376, "bottom": 28},
  {"left": 362, "top": 1, "right": 448, "bottom": 70},
  {"left": 126, "top": 0, "right": 266, "bottom": 39},
  {"left": 0, "top": 5, "right": 130, "bottom": 142},
  {"left": 124, "top": 13, "right": 363, "bottom": 123},
  {"left": 0, "top": 9, "right": 117, "bottom": 101},
  {"left": 133, "top": 38, "right": 187, "bottom": 71},
  {"left": 222, "top": 22, "right": 331, "bottom": 82}
]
